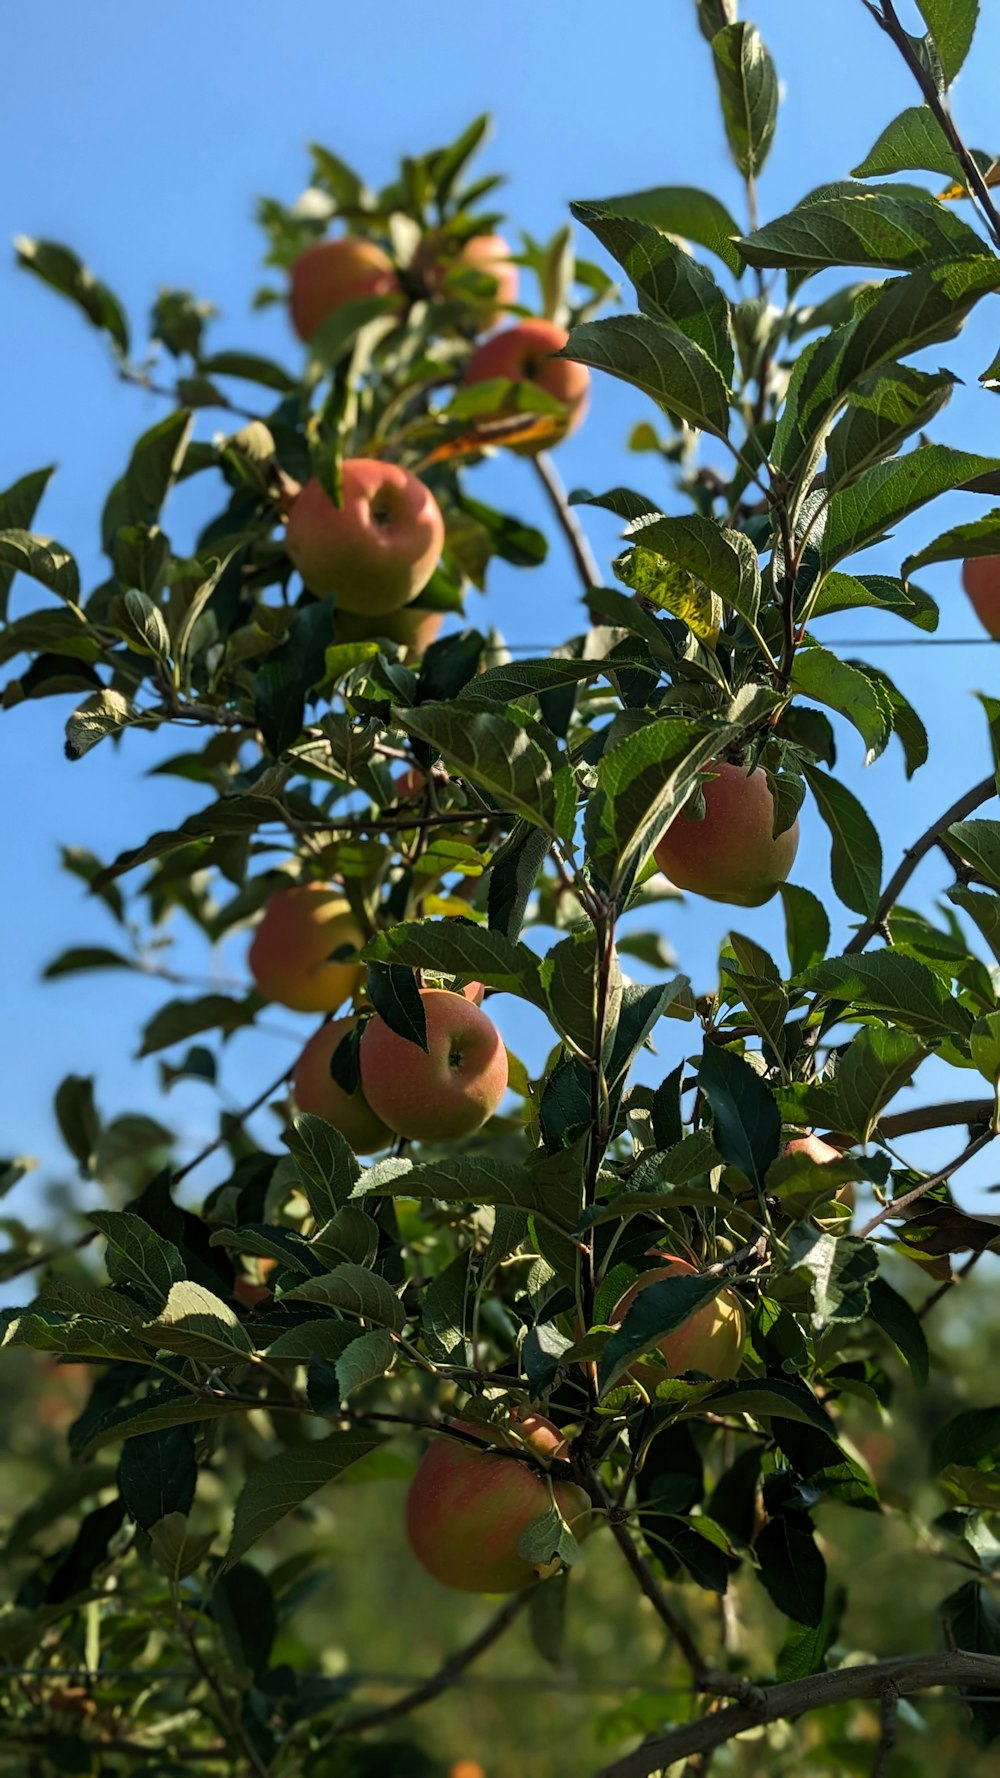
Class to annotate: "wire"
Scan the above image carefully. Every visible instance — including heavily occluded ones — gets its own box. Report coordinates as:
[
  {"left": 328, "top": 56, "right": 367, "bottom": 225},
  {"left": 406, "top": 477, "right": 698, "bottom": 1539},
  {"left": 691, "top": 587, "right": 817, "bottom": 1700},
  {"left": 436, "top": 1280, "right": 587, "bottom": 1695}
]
[{"left": 490, "top": 638, "right": 997, "bottom": 654}]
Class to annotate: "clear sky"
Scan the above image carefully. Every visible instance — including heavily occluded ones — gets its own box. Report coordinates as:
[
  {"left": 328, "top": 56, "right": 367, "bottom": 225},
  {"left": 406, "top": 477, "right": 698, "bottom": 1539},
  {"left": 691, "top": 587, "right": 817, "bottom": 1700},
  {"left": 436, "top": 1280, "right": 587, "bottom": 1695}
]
[{"left": 2, "top": 0, "right": 998, "bottom": 1235}]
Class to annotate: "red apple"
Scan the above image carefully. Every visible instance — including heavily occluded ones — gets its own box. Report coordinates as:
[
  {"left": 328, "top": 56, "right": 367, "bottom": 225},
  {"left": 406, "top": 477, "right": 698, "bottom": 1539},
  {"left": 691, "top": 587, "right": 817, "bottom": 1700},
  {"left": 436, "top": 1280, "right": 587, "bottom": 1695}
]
[
  {"left": 333, "top": 604, "right": 444, "bottom": 661},
  {"left": 406, "top": 1415, "right": 592, "bottom": 1593},
  {"left": 611, "top": 1254, "right": 745, "bottom": 1380},
  {"left": 292, "top": 1016, "right": 392, "bottom": 1153},
  {"left": 462, "top": 319, "right": 589, "bottom": 453},
  {"left": 248, "top": 883, "right": 366, "bottom": 1014},
  {"left": 359, "top": 988, "right": 507, "bottom": 1141},
  {"left": 234, "top": 1256, "right": 278, "bottom": 1309},
  {"left": 653, "top": 760, "right": 799, "bottom": 907},
  {"left": 289, "top": 237, "right": 400, "bottom": 342},
  {"left": 415, "top": 230, "right": 518, "bottom": 327},
  {"left": 285, "top": 461, "right": 445, "bottom": 615},
  {"left": 961, "top": 557, "right": 1000, "bottom": 639}
]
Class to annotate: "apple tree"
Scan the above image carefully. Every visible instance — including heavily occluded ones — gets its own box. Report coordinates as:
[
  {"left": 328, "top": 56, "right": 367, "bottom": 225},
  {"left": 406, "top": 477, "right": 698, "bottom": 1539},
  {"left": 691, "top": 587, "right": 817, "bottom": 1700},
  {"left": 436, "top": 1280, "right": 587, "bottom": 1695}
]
[{"left": 2, "top": 1, "right": 1000, "bottom": 1773}]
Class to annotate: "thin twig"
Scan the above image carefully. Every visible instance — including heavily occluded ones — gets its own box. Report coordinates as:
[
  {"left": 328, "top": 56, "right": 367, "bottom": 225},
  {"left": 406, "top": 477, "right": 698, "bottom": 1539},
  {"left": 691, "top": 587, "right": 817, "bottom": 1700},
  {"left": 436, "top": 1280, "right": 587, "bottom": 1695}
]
[
  {"left": 844, "top": 775, "right": 997, "bottom": 955},
  {"left": 335, "top": 1591, "right": 531, "bottom": 1736},
  {"left": 592, "top": 1650, "right": 1000, "bottom": 1778},
  {"left": 170, "top": 1052, "right": 303, "bottom": 1187},
  {"left": 591, "top": 1476, "right": 707, "bottom": 1683},
  {"left": 918, "top": 1248, "right": 984, "bottom": 1321},
  {"left": 871, "top": 1680, "right": 900, "bottom": 1778},
  {"left": 532, "top": 451, "right": 603, "bottom": 596},
  {"left": 856, "top": 1129, "right": 996, "bottom": 1240},
  {"left": 175, "top": 1608, "right": 271, "bottom": 1778},
  {"left": 0, "top": 1228, "right": 99, "bottom": 1285}
]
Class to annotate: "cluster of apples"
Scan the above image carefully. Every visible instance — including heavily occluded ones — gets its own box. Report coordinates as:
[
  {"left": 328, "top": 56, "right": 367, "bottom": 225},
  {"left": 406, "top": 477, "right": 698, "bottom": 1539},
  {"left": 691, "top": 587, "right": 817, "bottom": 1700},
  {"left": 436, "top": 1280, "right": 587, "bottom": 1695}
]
[
  {"left": 281, "top": 228, "right": 589, "bottom": 654},
  {"left": 248, "top": 882, "right": 508, "bottom": 1150}
]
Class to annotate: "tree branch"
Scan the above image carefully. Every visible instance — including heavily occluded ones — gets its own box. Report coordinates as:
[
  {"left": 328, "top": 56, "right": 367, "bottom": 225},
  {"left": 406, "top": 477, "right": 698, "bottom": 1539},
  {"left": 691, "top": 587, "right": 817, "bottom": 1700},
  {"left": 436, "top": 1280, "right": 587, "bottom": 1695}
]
[
  {"left": 879, "top": 1099, "right": 995, "bottom": 1140},
  {"left": 592, "top": 1650, "right": 1000, "bottom": 1778},
  {"left": 532, "top": 451, "right": 604, "bottom": 599},
  {"left": 844, "top": 774, "right": 996, "bottom": 955},
  {"left": 335, "top": 1591, "right": 531, "bottom": 1736},
  {"left": 589, "top": 1475, "right": 709, "bottom": 1684},
  {"left": 856, "top": 1128, "right": 997, "bottom": 1240}
]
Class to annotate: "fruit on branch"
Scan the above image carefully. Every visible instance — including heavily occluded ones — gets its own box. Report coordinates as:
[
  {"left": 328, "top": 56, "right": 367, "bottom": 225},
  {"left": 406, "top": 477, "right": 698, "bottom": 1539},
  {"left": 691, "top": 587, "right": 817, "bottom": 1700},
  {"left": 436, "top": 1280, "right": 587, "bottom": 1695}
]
[
  {"left": 449, "top": 1765, "right": 487, "bottom": 1778},
  {"left": 248, "top": 883, "right": 366, "bottom": 1014},
  {"left": 462, "top": 318, "right": 589, "bottom": 452},
  {"left": 292, "top": 1016, "right": 392, "bottom": 1153},
  {"left": 359, "top": 988, "right": 507, "bottom": 1141},
  {"left": 786, "top": 1131, "right": 856, "bottom": 1211},
  {"left": 333, "top": 603, "right": 444, "bottom": 660},
  {"left": 611, "top": 1253, "right": 745, "bottom": 1380},
  {"left": 414, "top": 230, "right": 518, "bottom": 327},
  {"left": 285, "top": 461, "right": 446, "bottom": 614},
  {"left": 961, "top": 556, "right": 1000, "bottom": 639},
  {"left": 234, "top": 1256, "right": 277, "bottom": 1309},
  {"left": 406, "top": 1415, "right": 592, "bottom": 1593},
  {"left": 653, "top": 760, "right": 799, "bottom": 907},
  {"left": 289, "top": 237, "right": 401, "bottom": 342}
]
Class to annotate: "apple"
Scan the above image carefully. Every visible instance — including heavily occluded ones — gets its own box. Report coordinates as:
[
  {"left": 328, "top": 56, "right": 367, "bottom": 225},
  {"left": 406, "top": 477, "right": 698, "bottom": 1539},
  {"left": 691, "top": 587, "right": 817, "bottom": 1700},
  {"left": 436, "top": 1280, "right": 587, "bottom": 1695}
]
[
  {"left": 449, "top": 1765, "right": 487, "bottom": 1778},
  {"left": 359, "top": 988, "right": 507, "bottom": 1141},
  {"left": 611, "top": 1253, "right": 745, "bottom": 1380},
  {"left": 406, "top": 1414, "right": 592, "bottom": 1593},
  {"left": 285, "top": 461, "right": 445, "bottom": 614},
  {"left": 462, "top": 319, "right": 589, "bottom": 452},
  {"left": 234, "top": 1256, "right": 277, "bottom": 1310},
  {"left": 333, "top": 603, "right": 444, "bottom": 661},
  {"left": 415, "top": 230, "right": 518, "bottom": 327},
  {"left": 653, "top": 760, "right": 799, "bottom": 907},
  {"left": 292, "top": 1016, "right": 392, "bottom": 1153},
  {"left": 289, "top": 237, "right": 400, "bottom": 342},
  {"left": 961, "top": 557, "right": 1000, "bottom": 639},
  {"left": 786, "top": 1132, "right": 856, "bottom": 1211},
  {"left": 248, "top": 883, "right": 366, "bottom": 1014}
]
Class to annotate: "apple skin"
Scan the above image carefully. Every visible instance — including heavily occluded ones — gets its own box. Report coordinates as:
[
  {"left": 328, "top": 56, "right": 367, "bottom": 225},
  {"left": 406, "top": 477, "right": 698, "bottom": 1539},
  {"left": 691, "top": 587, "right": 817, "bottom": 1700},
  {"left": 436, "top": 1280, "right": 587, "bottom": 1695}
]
[
  {"left": 292, "top": 1016, "right": 392, "bottom": 1154},
  {"left": 285, "top": 461, "right": 446, "bottom": 615},
  {"left": 786, "top": 1132, "right": 855, "bottom": 1211},
  {"left": 289, "top": 237, "right": 400, "bottom": 342},
  {"left": 415, "top": 231, "right": 518, "bottom": 327},
  {"left": 611, "top": 1254, "right": 745, "bottom": 1380},
  {"left": 653, "top": 761, "right": 799, "bottom": 908},
  {"left": 406, "top": 1415, "right": 592, "bottom": 1593},
  {"left": 248, "top": 884, "right": 366, "bottom": 1014},
  {"left": 234, "top": 1256, "right": 278, "bottom": 1310},
  {"left": 463, "top": 319, "right": 589, "bottom": 453},
  {"left": 962, "top": 557, "right": 1000, "bottom": 639},
  {"left": 333, "top": 603, "right": 444, "bottom": 661},
  {"left": 360, "top": 988, "right": 507, "bottom": 1142}
]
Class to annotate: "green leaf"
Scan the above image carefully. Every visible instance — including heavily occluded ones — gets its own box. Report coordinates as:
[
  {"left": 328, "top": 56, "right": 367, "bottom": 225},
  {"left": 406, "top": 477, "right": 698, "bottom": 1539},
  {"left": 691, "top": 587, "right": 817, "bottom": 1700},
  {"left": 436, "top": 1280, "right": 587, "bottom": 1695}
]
[
  {"left": 0, "top": 529, "right": 79, "bottom": 606},
  {"left": 786, "top": 1228, "right": 879, "bottom": 1328},
  {"left": 199, "top": 350, "right": 297, "bottom": 392},
  {"left": 629, "top": 514, "right": 761, "bottom": 629},
  {"left": 934, "top": 1406, "right": 1000, "bottom": 1472},
  {"left": 711, "top": 22, "right": 778, "bottom": 179},
  {"left": 615, "top": 544, "right": 722, "bottom": 641},
  {"left": 113, "top": 523, "right": 171, "bottom": 599},
  {"left": 570, "top": 203, "right": 733, "bottom": 379},
  {"left": 739, "top": 184, "right": 988, "bottom": 273},
  {"left": 825, "top": 364, "right": 958, "bottom": 494},
  {"left": 118, "top": 1427, "right": 196, "bottom": 1531},
  {"left": 311, "top": 1204, "right": 378, "bottom": 1270},
  {"left": 0, "top": 1307, "right": 148, "bottom": 1363},
  {"left": 573, "top": 185, "right": 742, "bottom": 275},
  {"left": 364, "top": 919, "right": 544, "bottom": 1007},
  {"left": 791, "top": 646, "right": 890, "bottom": 763},
  {"left": 562, "top": 315, "right": 731, "bottom": 439},
  {"left": 71, "top": 1383, "right": 247, "bottom": 1456},
  {"left": 284, "top": 1113, "right": 362, "bottom": 1221},
  {"left": 64, "top": 689, "right": 138, "bottom": 762},
  {"left": 902, "top": 506, "right": 1000, "bottom": 577},
  {"left": 488, "top": 823, "right": 550, "bottom": 942},
  {"left": 809, "top": 571, "right": 938, "bottom": 631},
  {"left": 971, "top": 1011, "right": 1000, "bottom": 1087},
  {"left": 822, "top": 444, "right": 1000, "bottom": 568},
  {"left": 354, "top": 1154, "right": 578, "bottom": 1231},
  {"left": 698, "top": 1041, "right": 781, "bottom": 1189},
  {"left": 859, "top": 662, "right": 928, "bottom": 778},
  {"left": 868, "top": 1276, "right": 930, "bottom": 1385},
  {"left": 137, "top": 993, "right": 258, "bottom": 1057},
  {"left": 948, "top": 820, "right": 1000, "bottom": 890},
  {"left": 124, "top": 410, "right": 194, "bottom": 525},
  {"left": 517, "top": 1504, "right": 585, "bottom": 1571},
  {"left": 397, "top": 702, "right": 569, "bottom": 837},
  {"left": 916, "top": 0, "right": 979, "bottom": 82},
  {"left": 118, "top": 588, "right": 171, "bottom": 660},
  {"left": 265, "top": 1321, "right": 360, "bottom": 1365},
  {"left": 142, "top": 1281, "right": 255, "bottom": 1361},
  {"left": 459, "top": 655, "right": 643, "bottom": 708},
  {"left": 90, "top": 1210, "right": 184, "bottom": 1309},
  {"left": 585, "top": 717, "right": 738, "bottom": 897},
  {"left": 852, "top": 104, "right": 974, "bottom": 182},
  {"left": 281, "top": 1264, "right": 406, "bottom": 1332},
  {"left": 722, "top": 934, "right": 789, "bottom": 1058},
  {"left": 54, "top": 1074, "right": 100, "bottom": 1171},
  {"left": 366, "top": 962, "right": 429, "bottom": 1052},
  {"left": 335, "top": 1328, "right": 396, "bottom": 1401},
  {"left": 255, "top": 599, "right": 334, "bottom": 757},
  {"left": 804, "top": 951, "right": 973, "bottom": 1042},
  {"left": 780, "top": 884, "right": 831, "bottom": 976},
  {"left": 598, "top": 1272, "right": 731, "bottom": 1395},
  {"left": 421, "top": 1250, "right": 472, "bottom": 1366},
  {"left": 828, "top": 1027, "right": 926, "bottom": 1144},
  {"left": 950, "top": 886, "right": 1000, "bottom": 966},
  {"left": 708, "top": 1377, "right": 835, "bottom": 1434},
  {"left": 0, "top": 467, "right": 55, "bottom": 618},
  {"left": 15, "top": 236, "right": 129, "bottom": 353},
  {"left": 225, "top": 1428, "right": 385, "bottom": 1568},
  {"left": 149, "top": 1514, "right": 216, "bottom": 1583},
  {"left": 800, "top": 762, "right": 882, "bottom": 918}
]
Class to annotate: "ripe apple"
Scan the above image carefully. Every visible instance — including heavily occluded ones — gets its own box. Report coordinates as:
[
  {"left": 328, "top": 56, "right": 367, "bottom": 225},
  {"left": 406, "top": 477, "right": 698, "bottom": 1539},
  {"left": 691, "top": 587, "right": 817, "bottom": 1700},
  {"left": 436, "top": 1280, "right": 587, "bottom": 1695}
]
[
  {"left": 653, "top": 760, "right": 799, "bottom": 907},
  {"left": 248, "top": 883, "right": 366, "bottom": 1014},
  {"left": 406, "top": 1415, "right": 592, "bottom": 1593},
  {"left": 292, "top": 1016, "right": 392, "bottom": 1153},
  {"left": 462, "top": 319, "right": 589, "bottom": 452},
  {"left": 415, "top": 230, "right": 518, "bottom": 326},
  {"left": 786, "top": 1132, "right": 856, "bottom": 1211},
  {"left": 359, "top": 988, "right": 507, "bottom": 1141},
  {"left": 286, "top": 461, "right": 445, "bottom": 614},
  {"left": 333, "top": 603, "right": 444, "bottom": 661},
  {"left": 449, "top": 1765, "right": 486, "bottom": 1778},
  {"left": 289, "top": 237, "right": 401, "bottom": 342},
  {"left": 611, "top": 1254, "right": 745, "bottom": 1380},
  {"left": 961, "top": 557, "right": 1000, "bottom": 639}
]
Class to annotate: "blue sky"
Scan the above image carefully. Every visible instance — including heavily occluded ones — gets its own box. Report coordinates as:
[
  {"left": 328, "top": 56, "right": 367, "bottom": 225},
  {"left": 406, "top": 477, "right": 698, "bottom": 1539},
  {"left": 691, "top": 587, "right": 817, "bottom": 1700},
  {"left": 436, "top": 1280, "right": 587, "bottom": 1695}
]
[{"left": 2, "top": 0, "right": 999, "bottom": 1234}]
